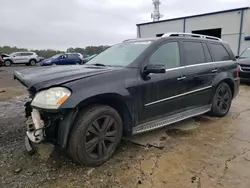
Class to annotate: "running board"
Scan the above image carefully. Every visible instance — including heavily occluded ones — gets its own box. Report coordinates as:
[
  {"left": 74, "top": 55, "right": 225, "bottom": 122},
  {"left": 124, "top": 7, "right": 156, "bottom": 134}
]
[{"left": 132, "top": 105, "right": 211, "bottom": 135}]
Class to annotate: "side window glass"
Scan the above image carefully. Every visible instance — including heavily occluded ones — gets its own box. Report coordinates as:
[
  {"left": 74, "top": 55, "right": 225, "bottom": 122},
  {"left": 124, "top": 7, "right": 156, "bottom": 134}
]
[
  {"left": 149, "top": 42, "right": 180, "bottom": 69},
  {"left": 61, "top": 55, "right": 67, "bottom": 59},
  {"left": 209, "top": 43, "right": 231, "bottom": 61},
  {"left": 202, "top": 43, "right": 212, "bottom": 62},
  {"left": 183, "top": 41, "right": 206, "bottom": 65}
]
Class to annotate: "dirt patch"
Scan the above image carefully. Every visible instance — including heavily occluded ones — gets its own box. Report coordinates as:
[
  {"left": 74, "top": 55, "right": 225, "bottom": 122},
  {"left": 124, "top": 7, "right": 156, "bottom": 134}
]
[
  {"left": 0, "top": 87, "right": 26, "bottom": 101},
  {"left": 0, "top": 66, "right": 27, "bottom": 101}
]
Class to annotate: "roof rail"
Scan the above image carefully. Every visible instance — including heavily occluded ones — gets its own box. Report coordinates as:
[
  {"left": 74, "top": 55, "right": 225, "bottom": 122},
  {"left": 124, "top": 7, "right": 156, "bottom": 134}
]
[
  {"left": 162, "top": 32, "right": 223, "bottom": 41},
  {"left": 123, "top": 38, "right": 137, "bottom": 42}
]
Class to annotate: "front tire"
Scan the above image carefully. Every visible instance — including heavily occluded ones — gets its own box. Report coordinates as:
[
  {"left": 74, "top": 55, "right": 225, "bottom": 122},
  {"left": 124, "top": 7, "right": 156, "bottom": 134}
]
[
  {"left": 4, "top": 60, "right": 12, "bottom": 66},
  {"left": 68, "top": 105, "right": 123, "bottom": 167},
  {"left": 210, "top": 82, "right": 232, "bottom": 117}
]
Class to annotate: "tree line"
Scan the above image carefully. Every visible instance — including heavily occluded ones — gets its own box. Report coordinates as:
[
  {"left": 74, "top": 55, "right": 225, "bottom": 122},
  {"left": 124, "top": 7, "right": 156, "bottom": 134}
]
[{"left": 0, "top": 45, "right": 110, "bottom": 59}]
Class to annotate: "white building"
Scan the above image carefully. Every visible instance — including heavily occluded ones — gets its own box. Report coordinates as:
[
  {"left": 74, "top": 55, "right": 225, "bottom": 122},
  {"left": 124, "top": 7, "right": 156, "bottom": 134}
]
[{"left": 136, "top": 7, "right": 250, "bottom": 55}]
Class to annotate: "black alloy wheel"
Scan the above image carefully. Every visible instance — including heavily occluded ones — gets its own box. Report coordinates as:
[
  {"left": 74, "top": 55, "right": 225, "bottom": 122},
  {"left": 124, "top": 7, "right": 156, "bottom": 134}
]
[
  {"left": 67, "top": 105, "right": 122, "bottom": 167},
  {"left": 85, "top": 115, "right": 118, "bottom": 159},
  {"left": 211, "top": 82, "right": 232, "bottom": 117}
]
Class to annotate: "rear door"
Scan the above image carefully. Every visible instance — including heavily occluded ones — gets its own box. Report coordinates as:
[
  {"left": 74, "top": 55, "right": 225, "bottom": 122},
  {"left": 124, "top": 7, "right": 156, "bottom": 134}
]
[
  {"left": 21, "top": 52, "right": 31, "bottom": 63},
  {"left": 180, "top": 40, "right": 215, "bottom": 109}
]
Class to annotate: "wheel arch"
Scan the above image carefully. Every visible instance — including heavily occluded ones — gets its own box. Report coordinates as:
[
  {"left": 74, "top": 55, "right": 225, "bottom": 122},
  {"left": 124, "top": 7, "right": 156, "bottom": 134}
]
[
  {"left": 29, "top": 58, "right": 37, "bottom": 63},
  {"left": 58, "top": 93, "right": 134, "bottom": 150},
  {"left": 77, "top": 93, "right": 134, "bottom": 136},
  {"left": 4, "top": 58, "right": 13, "bottom": 63},
  {"left": 212, "top": 73, "right": 235, "bottom": 97}
]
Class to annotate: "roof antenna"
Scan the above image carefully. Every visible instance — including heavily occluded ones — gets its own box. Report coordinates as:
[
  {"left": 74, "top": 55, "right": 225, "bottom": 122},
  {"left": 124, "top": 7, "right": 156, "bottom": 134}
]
[{"left": 151, "top": 0, "right": 163, "bottom": 22}]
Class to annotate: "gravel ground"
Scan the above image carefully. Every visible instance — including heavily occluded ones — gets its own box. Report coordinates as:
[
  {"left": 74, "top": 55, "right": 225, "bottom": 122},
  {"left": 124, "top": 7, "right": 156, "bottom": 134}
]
[{"left": 1, "top": 66, "right": 250, "bottom": 188}]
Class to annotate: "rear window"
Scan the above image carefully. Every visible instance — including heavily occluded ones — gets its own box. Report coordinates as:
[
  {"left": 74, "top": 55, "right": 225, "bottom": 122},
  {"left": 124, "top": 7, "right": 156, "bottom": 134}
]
[
  {"left": 209, "top": 43, "right": 231, "bottom": 61},
  {"left": 183, "top": 41, "right": 206, "bottom": 65}
]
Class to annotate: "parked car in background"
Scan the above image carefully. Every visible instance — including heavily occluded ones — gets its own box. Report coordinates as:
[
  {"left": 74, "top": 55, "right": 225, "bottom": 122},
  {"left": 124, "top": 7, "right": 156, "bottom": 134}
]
[
  {"left": 0, "top": 56, "right": 3, "bottom": 66},
  {"left": 40, "top": 53, "right": 82, "bottom": 66},
  {"left": 14, "top": 33, "right": 239, "bottom": 167},
  {"left": 73, "top": 53, "right": 84, "bottom": 62},
  {"left": 38, "top": 56, "right": 45, "bottom": 62},
  {"left": 3, "top": 52, "right": 39, "bottom": 66},
  {"left": 82, "top": 54, "right": 97, "bottom": 64},
  {"left": 237, "top": 48, "right": 250, "bottom": 82}
]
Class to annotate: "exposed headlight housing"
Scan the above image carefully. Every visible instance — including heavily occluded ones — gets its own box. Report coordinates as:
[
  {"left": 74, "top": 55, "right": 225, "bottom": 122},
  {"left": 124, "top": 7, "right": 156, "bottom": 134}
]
[{"left": 31, "top": 87, "right": 71, "bottom": 109}]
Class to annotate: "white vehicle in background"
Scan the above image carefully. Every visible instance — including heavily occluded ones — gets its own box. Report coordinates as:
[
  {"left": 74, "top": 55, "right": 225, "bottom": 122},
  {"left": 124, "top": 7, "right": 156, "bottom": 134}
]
[{"left": 3, "top": 52, "right": 40, "bottom": 66}]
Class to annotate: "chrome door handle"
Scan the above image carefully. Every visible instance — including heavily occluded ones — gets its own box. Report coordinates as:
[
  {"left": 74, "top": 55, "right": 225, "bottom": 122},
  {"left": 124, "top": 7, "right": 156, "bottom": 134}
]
[
  {"left": 177, "top": 76, "right": 186, "bottom": 81},
  {"left": 212, "top": 68, "right": 218, "bottom": 73}
]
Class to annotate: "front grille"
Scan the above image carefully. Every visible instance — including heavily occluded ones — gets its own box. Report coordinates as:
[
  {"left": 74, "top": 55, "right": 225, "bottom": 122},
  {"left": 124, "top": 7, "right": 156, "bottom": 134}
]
[{"left": 240, "top": 65, "right": 250, "bottom": 72}]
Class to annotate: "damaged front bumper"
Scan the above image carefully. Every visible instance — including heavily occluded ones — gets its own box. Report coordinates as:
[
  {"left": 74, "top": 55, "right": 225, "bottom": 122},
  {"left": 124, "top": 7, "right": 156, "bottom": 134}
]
[
  {"left": 26, "top": 109, "right": 46, "bottom": 143},
  {"left": 24, "top": 102, "right": 78, "bottom": 152}
]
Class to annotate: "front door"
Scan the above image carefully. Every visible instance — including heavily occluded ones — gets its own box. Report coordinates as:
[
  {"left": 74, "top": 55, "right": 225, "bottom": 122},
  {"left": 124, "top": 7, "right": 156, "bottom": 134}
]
[
  {"left": 12, "top": 52, "right": 23, "bottom": 63},
  {"left": 137, "top": 41, "right": 187, "bottom": 124}
]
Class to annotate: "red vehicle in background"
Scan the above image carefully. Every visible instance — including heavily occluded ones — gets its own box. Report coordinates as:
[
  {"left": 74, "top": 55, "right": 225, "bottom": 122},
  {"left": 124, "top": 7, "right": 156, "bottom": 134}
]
[{"left": 0, "top": 56, "right": 3, "bottom": 66}]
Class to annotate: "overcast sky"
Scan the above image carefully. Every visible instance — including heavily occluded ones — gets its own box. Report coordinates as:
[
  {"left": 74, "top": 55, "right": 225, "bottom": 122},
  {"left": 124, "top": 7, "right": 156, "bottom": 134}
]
[{"left": 0, "top": 0, "right": 249, "bottom": 50}]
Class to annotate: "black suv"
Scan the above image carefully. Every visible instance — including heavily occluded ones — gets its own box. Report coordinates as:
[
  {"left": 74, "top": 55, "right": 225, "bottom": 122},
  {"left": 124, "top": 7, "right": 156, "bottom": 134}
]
[{"left": 14, "top": 33, "right": 239, "bottom": 167}]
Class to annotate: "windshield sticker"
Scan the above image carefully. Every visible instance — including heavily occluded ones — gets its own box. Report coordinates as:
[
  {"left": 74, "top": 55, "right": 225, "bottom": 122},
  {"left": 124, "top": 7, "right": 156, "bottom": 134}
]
[{"left": 134, "top": 41, "right": 152, "bottom": 45}]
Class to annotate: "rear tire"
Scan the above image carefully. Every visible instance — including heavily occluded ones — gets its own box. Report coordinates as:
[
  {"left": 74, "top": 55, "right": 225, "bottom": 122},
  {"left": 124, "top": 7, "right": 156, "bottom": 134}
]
[
  {"left": 67, "top": 105, "right": 123, "bottom": 167},
  {"left": 29, "top": 60, "right": 36, "bottom": 66},
  {"left": 210, "top": 82, "right": 232, "bottom": 117},
  {"left": 4, "top": 60, "right": 12, "bottom": 67}
]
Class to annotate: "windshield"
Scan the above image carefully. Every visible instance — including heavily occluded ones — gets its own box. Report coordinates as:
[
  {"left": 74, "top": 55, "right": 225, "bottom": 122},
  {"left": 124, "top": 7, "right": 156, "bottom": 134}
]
[
  {"left": 51, "top": 54, "right": 62, "bottom": 59},
  {"left": 9, "top": 52, "right": 16, "bottom": 56},
  {"left": 86, "top": 41, "right": 152, "bottom": 66},
  {"left": 240, "top": 48, "right": 250, "bottom": 59}
]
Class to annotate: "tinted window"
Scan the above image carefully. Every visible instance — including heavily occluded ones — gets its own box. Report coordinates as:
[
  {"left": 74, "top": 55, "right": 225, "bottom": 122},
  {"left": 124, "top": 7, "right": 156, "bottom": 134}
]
[
  {"left": 209, "top": 43, "right": 231, "bottom": 61},
  {"left": 14, "top": 53, "right": 22, "bottom": 56},
  {"left": 149, "top": 42, "right": 180, "bottom": 69},
  {"left": 202, "top": 43, "right": 212, "bottom": 62},
  {"left": 183, "top": 42, "right": 206, "bottom": 65},
  {"left": 21, "top": 52, "right": 33, "bottom": 56}
]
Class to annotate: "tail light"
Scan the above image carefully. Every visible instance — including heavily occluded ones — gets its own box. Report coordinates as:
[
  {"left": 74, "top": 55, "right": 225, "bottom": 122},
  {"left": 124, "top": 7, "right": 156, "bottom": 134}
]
[{"left": 236, "top": 66, "right": 239, "bottom": 78}]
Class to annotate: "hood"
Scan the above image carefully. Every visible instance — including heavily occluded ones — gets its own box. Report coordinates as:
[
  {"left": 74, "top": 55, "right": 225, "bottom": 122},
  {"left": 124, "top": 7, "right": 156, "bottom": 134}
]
[
  {"left": 14, "top": 65, "right": 118, "bottom": 92},
  {"left": 238, "top": 58, "right": 250, "bottom": 66}
]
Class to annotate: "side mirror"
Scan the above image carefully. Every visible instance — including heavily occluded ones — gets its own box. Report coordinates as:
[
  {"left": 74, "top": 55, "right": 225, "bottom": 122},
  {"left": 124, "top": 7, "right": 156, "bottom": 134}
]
[
  {"left": 235, "top": 55, "right": 240, "bottom": 59},
  {"left": 144, "top": 64, "right": 166, "bottom": 74}
]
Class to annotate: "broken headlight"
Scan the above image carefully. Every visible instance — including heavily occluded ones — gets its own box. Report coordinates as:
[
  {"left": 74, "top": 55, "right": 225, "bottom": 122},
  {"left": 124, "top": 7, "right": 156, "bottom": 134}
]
[{"left": 31, "top": 87, "right": 71, "bottom": 109}]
